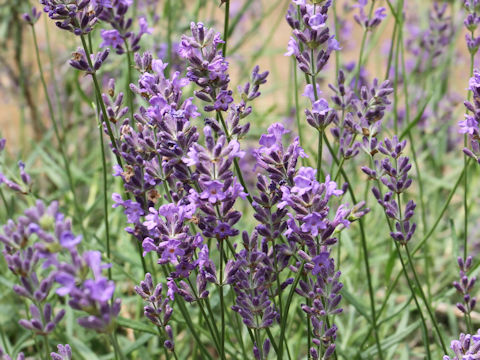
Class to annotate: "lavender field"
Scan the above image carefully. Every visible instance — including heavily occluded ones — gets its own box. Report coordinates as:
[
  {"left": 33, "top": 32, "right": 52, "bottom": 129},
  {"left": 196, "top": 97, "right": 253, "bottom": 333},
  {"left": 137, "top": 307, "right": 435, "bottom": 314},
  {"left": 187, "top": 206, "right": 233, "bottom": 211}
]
[{"left": 0, "top": 0, "right": 479, "bottom": 359}]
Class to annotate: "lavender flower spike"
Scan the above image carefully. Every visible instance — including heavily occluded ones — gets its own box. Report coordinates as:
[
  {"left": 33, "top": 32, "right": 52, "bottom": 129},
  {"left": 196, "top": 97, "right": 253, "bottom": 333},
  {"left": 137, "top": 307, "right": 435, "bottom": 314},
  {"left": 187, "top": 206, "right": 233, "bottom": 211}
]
[
  {"left": 444, "top": 330, "right": 480, "bottom": 359},
  {"left": 50, "top": 344, "right": 72, "bottom": 360}
]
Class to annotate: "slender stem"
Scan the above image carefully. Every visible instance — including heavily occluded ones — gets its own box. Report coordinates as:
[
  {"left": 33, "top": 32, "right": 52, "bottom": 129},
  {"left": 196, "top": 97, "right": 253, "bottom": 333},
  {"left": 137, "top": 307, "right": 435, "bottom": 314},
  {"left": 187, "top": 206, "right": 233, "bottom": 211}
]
[
  {"left": 163, "top": 347, "right": 171, "bottom": 360},
  {"left": 323, "top": 135, "right": 384, "bottom": 359},
  {"left": 219, "top": 240, "right": 226, "bottom": 359},
  {"left": 160, "top": 268, "right": 213, "bottom": 360},
  {"left": 177, "top": 298, "right": 214, "bottom": 360},
  {"left": 254, "top": 328, "right": 263, "bottom": 360},
  {"left": 398, "top": 29, "right": 430, "bottom": 300},
  {"left": 363, "top": 160, "right": 469, "bottom": 338},
  {"left": 393, "top": 242, "right": 432, "bottom": 359},
  {"left": 78, "top": 34, "right": 123, "bottom": 168},
  {"left": 384, "top": 18, "right": 398, "bottom": 80},
  {"left": 217, "top": 111, "right": 253, "bottom": 203},
  {"left": 123, "top": 40, "right": 135, "bottom": 123},
  {"left": 172, "top": 350, "right": 179, "bottom": 360},
  {"left": 109, "top": 333, "right": 126, "bottom": 360},
  {"left": 230, "top": 290, "right": 248, "bottom": 359},
  {"left": 265, "top": 327, "right": 280, "bottom": 356},
  {"left": 293, "top": 59, "right": 304, "bottom": 151},
  {"left": 405, "top": 245, "right": 447, "bottom": 353},
  {"left": 412, "top": 160, "right": 470, "bottom": 255},
  {"left": 222, "top": 0, "right": 230, "bottom": 57},
  {"left": 279, "top": 262, "right": 305, "bottom": 359},
  {"left": 98, "top": 122, "right": 112, "bottom": 281},
  {"left": 273, "top": 244, "right": 289, "bottom": 359},
  {"left": 78, "top": 34, "right": 149, "bottom": 274},
  {"left": 42, "top": 335, "right": 49, "bottom": 360},
  {"left": 307, "top": 298, "right": 311, "bottom": 356},
  {"left": 316, "top": 129, "right": 323, "bottom": 182},
  {"left": 187, "top": 278, "right": 223, "bottom": 356},
  {"left": 309, "top": 41, "right": 325, "bottom": 182}
]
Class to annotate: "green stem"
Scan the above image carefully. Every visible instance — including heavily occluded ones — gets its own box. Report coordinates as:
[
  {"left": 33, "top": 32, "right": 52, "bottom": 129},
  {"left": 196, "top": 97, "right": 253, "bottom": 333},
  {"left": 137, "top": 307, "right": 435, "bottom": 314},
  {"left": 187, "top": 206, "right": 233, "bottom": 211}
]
[
  {"left": 160, "top": 268, "right": 213, "bottom": 360},
  {"left": 316, "top": 129, "right": 323, "bottom": 182},
  {"left": 405, "top": 245, "right": 447, "bottom": 353},
  {"left": 219, "top": 240, "right": 226, "bottom": 360},
  {"left": 42, "top": 335, "right": 49, "bottom": 360},
  {"left": 78, "top": 34, "right": 149, "bottom": 274},
  {"left": 393, "top": 242, "right": 431, "bottom": 359},
  {"left": 222, "top": 0, "right": 230, "bottom": 57},
  {"left": 278, "top": 262, "right": 305, "bottom": 359},
  {"left": 398, "top": 29, "right": 430, "bottom": 300},
  {"left": 254, "top": 328, "right": 263, "bottom": 360},
  {"left": 109, "top": 333, "right": 126, "bottom": 360},
  {"left": 78, "top": 34, "right": 123, "bottom": 168},
  {"left": 98, "top": 122, "right": 112, "bottom": 281},
  {"left": 123, "top": 40, "right": 135, "bottom": 123},
  {"left": 412, "top": 160, "right": 470, "bottom": 255},
  {"left": 273, "top": 244, "right": 289, "bottom": 359},
  {"left": 187, "top": 279, "right": 223, "bottom": 357},
  {"left": 230, "top": 290, "right": 248, "bottom": 359},
  {"left": 293, "top": 59, "right": 304, "bottom": 153},
  {"left": 265, "top": 327, "right": 280, "bottom": 356},
  {"left": 217, "top": 111, "right": 253, "bottom": 203},
  {"left": 364, "top": 159, "right": 469, "bottom": 340},
  {"left": 323, "top": 135, "right": 384, "bottom": 359}
]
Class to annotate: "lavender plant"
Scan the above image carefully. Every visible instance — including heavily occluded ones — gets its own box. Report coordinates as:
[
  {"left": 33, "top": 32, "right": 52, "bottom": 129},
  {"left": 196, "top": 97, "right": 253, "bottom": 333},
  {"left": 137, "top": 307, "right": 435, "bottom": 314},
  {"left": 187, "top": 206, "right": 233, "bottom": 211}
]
[{"left": 1, "top": 0, "right": 480, "bottom": 359}]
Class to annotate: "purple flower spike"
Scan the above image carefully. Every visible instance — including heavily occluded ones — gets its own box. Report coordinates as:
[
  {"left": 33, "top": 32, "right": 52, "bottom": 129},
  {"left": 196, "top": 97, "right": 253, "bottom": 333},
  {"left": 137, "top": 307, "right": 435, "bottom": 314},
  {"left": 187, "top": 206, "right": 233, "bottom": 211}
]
[
  {"left": 50, "top": 344, "right": 72, "bottom": 360},
  {"left": 22, "top": 7, "right": 42, "bottom": 25},
  {"left": 297, "top": 251, "right": 342, "bottom": 358},
  {"left": 364, "top": 137, "right": 417, "bottom": 245},
  {"left": 0, "top": 348, "right": 25, "bottom": 360},
  {"left": 462, "top": 70, "right": 480, "bottom": 161},
  {"left": 444, "top": 330, "right": 480, "bottom": 359},
  {"left": 135, "top": 273, "right": 174, "bottom": 350},
  {"left": 285, "top": 1, "right": 339, "bottom": 76},
  {"left": 453, "top": 255, "right": 477, "bottom": 316},
  {"left": 228, "top": 231, "right": 279, "bottom": 330}
]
